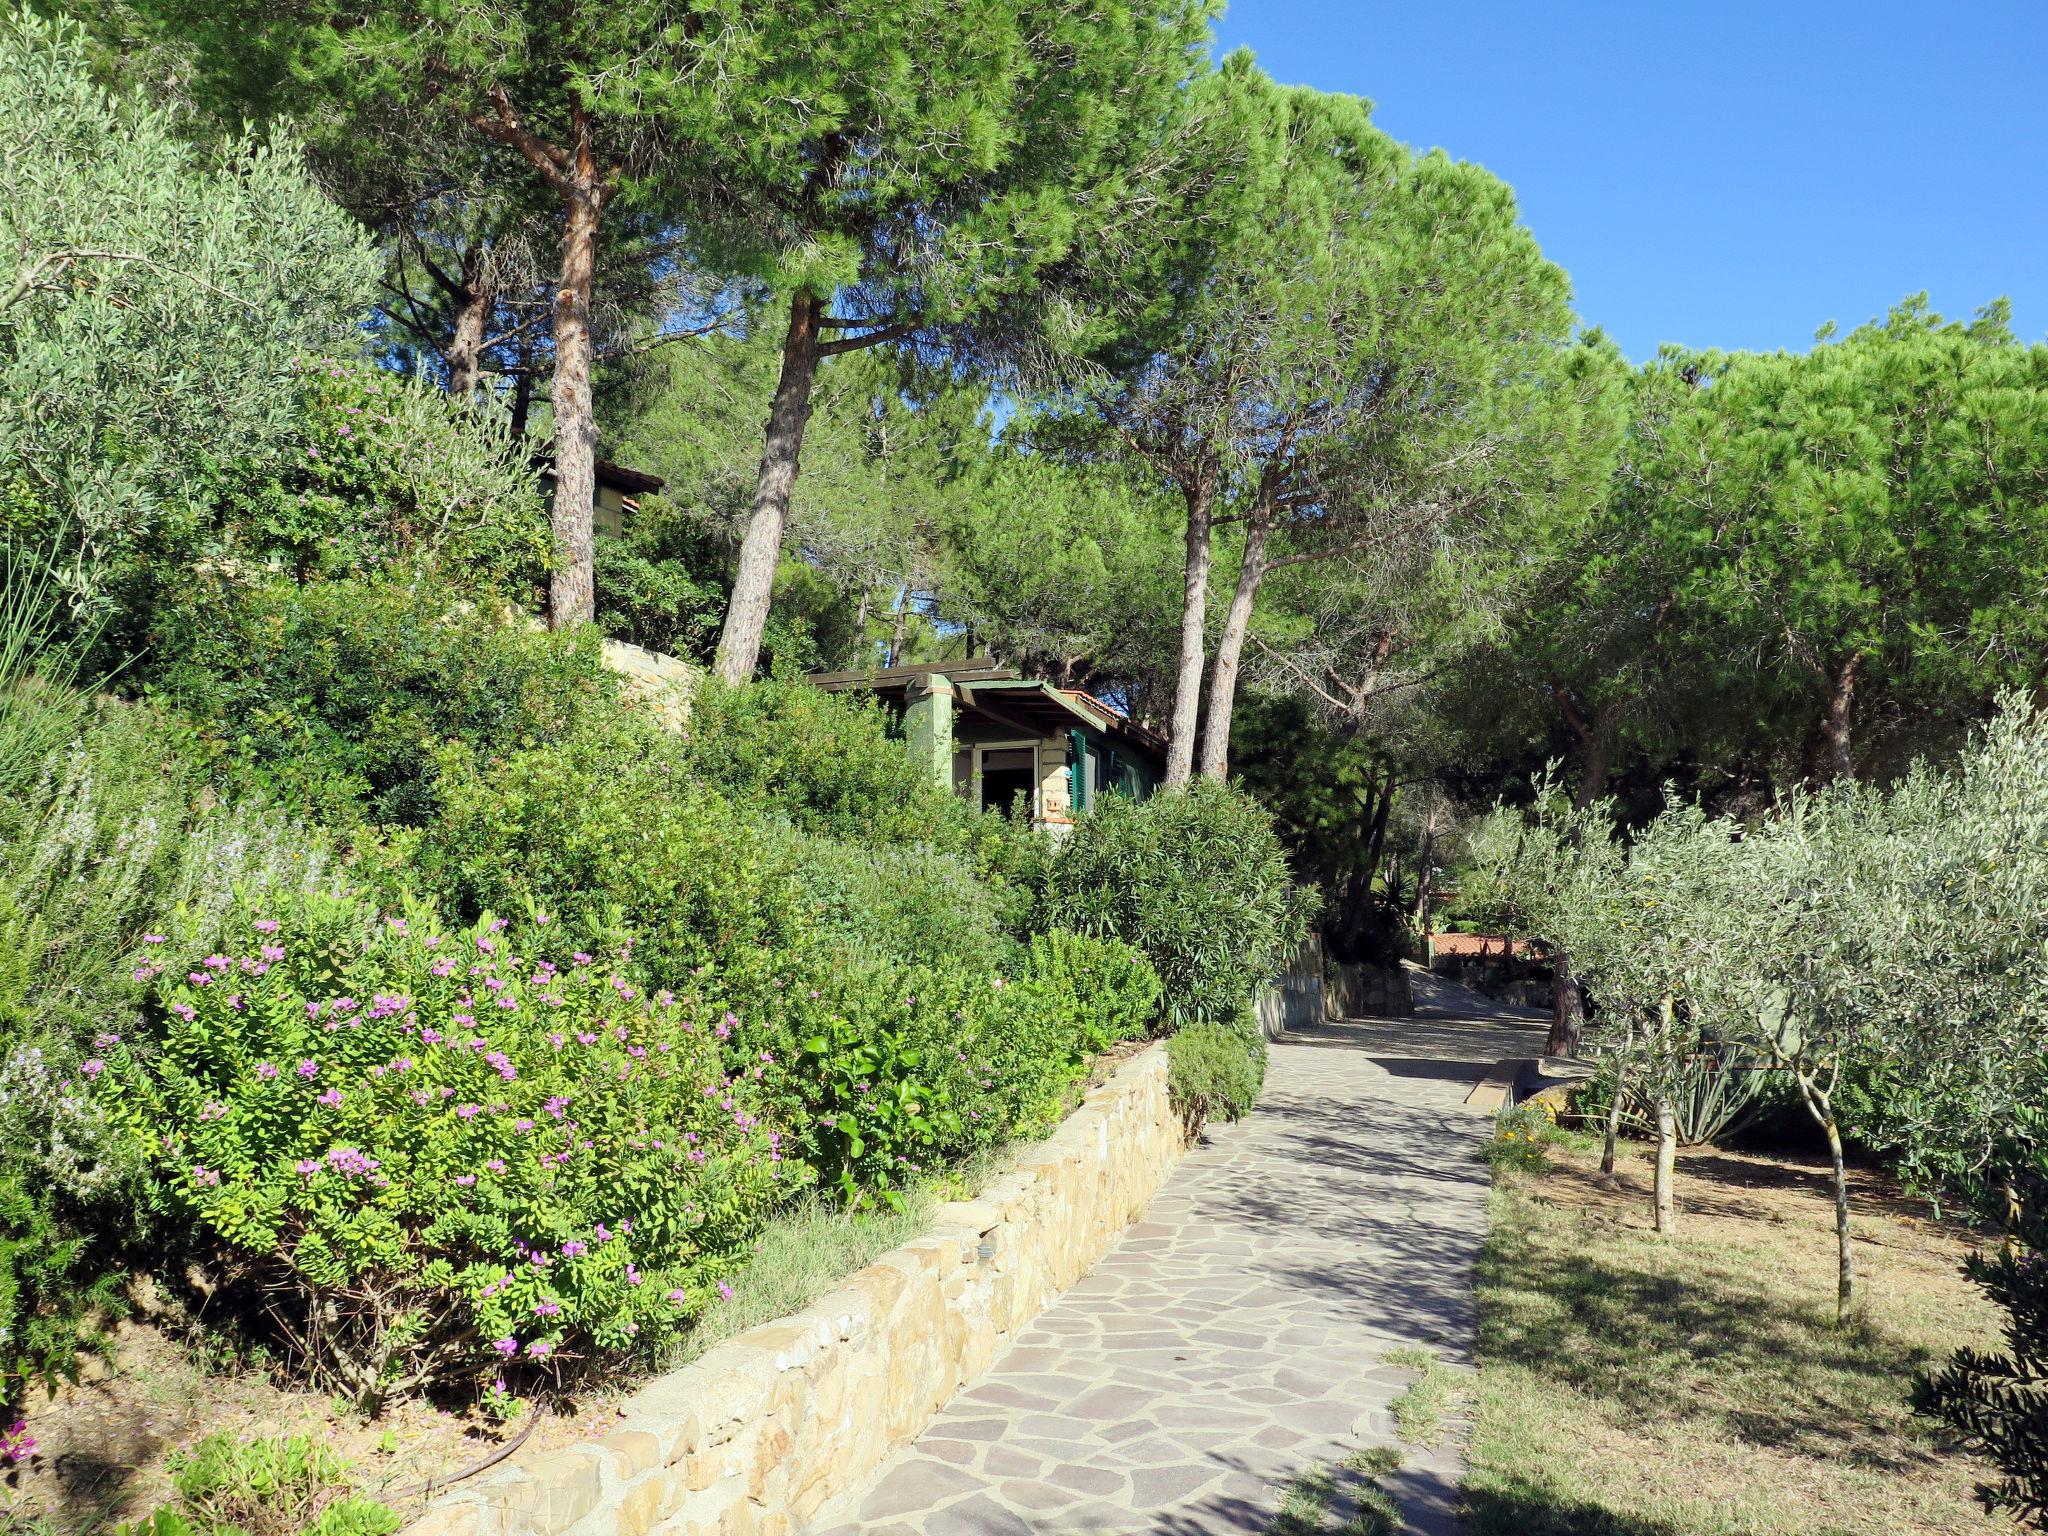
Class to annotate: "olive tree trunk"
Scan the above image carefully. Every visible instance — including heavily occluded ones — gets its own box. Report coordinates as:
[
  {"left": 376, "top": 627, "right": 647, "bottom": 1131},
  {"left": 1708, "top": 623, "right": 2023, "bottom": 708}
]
[
  {"left": 1794, "top": 1067, "right": 1856, "bottom": 1318},
  {"left": 1653, "top": 1096, "right": 1678, "bottom": 1235},
  {"left": 1601, "top": 1025, "right": 1635, "bottom": 1177},
  {"left": 716, "top": 291, "right": 823, "bottom": 683}
]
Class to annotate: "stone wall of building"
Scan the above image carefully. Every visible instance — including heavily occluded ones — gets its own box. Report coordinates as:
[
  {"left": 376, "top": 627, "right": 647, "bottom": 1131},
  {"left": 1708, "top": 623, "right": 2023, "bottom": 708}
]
[{"left": 405, "top": 1045, "right": 1184, "bottom": 1536}]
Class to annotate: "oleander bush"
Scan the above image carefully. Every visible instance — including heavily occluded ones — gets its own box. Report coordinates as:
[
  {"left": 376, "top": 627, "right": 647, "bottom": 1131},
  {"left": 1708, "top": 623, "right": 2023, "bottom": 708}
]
[
  {"left": 102, "top": 899, "right": 799, "bottom": 1409},
  {"left": 1038, "top": 778, "right": 1309, "bottom": 1044}
]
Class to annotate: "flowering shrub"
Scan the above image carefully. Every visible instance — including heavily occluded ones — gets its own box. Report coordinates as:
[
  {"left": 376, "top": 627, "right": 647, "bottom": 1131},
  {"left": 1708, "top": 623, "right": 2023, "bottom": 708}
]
[{"left": 101, "top": 903, "right": 801, "bottom": 1408}]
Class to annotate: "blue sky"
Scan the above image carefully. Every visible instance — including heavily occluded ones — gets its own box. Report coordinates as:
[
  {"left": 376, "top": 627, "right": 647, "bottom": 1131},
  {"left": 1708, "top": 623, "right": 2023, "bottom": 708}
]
[{"left": 1212, "top": 2, "right": 2048, "bottom": 359}]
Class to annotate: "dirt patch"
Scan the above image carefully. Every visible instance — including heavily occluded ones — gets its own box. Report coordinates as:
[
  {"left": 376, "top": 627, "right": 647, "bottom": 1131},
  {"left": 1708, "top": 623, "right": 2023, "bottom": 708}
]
[{"left": 2, "top": 1309, "right": 628, "bottom": 1532}]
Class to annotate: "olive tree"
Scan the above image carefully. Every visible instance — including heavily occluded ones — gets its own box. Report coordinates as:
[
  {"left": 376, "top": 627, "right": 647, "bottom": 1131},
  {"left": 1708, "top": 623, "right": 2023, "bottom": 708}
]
[{"left": 0, "top": 11, "right": 378, "bottom": 611}]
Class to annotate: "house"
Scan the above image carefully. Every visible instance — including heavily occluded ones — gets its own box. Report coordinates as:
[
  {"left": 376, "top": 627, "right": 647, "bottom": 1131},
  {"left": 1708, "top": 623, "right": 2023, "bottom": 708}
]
[
  {"left": 537, "top": 458, "right": 668, "bottom": 538},
  {"left": 808, "top": 658, "right": 1166, "bottom": 832}
]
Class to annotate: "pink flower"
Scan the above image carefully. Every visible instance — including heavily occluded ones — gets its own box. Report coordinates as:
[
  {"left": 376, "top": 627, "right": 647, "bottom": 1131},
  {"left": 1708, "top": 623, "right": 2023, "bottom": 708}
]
[
  {"left": 524, "top": 1339, "right": 551, "bottom": 1357},
  {"left": 254, "top": 1061, "right": 279, "bottom": 1080},
  {"left": 80, "top": 1059, "right": 104, "bottom": 1080},
  {"left": 492, "top": 1337, "right": 518, "bottom": 1356},
  {"left": 717, "top": 1282, "right": 734, "bottom": 1301},
  {"left": 560, "top": 1241, "right": 586, "bottom": 1257},
  {"left": 253, "top": 919, "right": 281, "bottom": 934},
  {"left": 296, "top": 1059, "right": 318, "bottom": 1079},
  {"left": 316, "top": 1088, "right": 343, "bottom": 1108}
]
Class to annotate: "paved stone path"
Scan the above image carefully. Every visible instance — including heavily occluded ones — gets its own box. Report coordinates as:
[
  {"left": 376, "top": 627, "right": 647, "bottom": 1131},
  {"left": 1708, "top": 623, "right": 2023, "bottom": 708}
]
[{"left": 803, "top": 972, "right": 1548, "bottom": 1536}]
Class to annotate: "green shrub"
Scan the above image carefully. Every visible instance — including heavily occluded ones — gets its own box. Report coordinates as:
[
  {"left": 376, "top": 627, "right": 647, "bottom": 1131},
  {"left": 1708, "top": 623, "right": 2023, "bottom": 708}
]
[
  {"left": 403, "top": 719, "right": 808, "bottom": 986},
  {"left": 101, "top": 900, "right": 799, "bottom": 1408},
  {"left": 1913, "top": 1190, "right": 2048, "bottom": 1523},
  {"left": 213, "top": 358, "right": 551, "bottom": 592},
  {"left": 0, "top": 1166, "right": 121, "bottom": 1409},
  {"left": 1024, "top": 930, "right": 1163, "bottom": 1053},
  {"left": 770, "top": 826, "right": 1013, "bottom": 973},
  {"left": 1037, "top": 780, "right": 1308, "bottom": 1039},
  {"left": 755, "top": 953, "right": 1090, "bottom": 1204},
  {"left": 594, "top": 540, "right": 725, "bottom": 662},
  {"left": 117, "top": 1430, "right": 398, "bottom": 1536},
  {"left": 147, "top": 576, "right": 613, "bottom": 827},
  {"left": 1166, "top": 1022, "right": 1262, "bottom": 1127},
  {"left": 682, "top": 678, "right": 971, "bottom": 851}
]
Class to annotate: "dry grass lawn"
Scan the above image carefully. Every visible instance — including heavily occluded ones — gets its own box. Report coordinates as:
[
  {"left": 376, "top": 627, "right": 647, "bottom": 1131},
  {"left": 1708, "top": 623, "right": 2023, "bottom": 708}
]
[{"left": 1467, "top": 1136, "right": 2007, "bottom": 1536}]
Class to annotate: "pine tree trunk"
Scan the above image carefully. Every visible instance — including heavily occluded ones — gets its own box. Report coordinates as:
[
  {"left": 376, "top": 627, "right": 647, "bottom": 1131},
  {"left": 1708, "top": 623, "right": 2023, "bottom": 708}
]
[
  {"left": 1814, "top": 652, "right": 1863, "bottom": 784},
  {"left": 1796, "top": 1071, "right": 1857, "bottom": 1318},
  {"left": 1197, "top": 513, "right": 1270, "bottom": 780},
  {"left": 446, "top": 247, "right": 493, "bottom": 401},
  {"left": 1163, "top": 476, "right": 1215, "bottom": 789},
  {"left": 1653, "top": 1096, "right": 1677, "bottom": 1235},
  {"left": 547, "top": 184, "right": 602, "bottom": 630},
  {"left": 716, "top": 290, "right": 822, "bottom": 683}
]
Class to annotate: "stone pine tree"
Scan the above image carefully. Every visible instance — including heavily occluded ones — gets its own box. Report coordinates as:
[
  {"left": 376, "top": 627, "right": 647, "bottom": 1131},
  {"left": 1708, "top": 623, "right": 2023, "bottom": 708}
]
[
  {"left": 160, "top": 0, "right": 737, "bottom": 628},
  {"left": 691, "top": 0, "right": 1215, "bottom": 684},
  {"left": 1070, "top": 60, "right": 1578, "bottom": 787}
]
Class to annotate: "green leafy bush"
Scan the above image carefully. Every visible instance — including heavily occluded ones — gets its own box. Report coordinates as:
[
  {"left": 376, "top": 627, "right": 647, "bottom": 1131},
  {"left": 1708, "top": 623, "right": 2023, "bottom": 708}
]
[
  {"left": 1037, "top": 780, "right": 1307, "bottom": 1040},
  {"left": 148, "top": 577, "right": 613, "bottom": 826},
  {"left": 756, "top": 953, "right": 1091, "bottom": 1204},
  {"left": 682, "top": 677, "right": 968, "bottom": 850},
  {"left": 1024, "top": 930, "right": 1163, "bottom": 1052},
  {"left": 404, "top": 719, "right": 808, "bottom": 985},
  {"left": 101, "top": 902, "right": 799, "bottom": 1408},
  {"left": 215, "top": 358, "right": 550, "bottom": 590},
  {"left": 117, "top": 1431, "right": 398, "bottom": 1536},
  {"left": 771, "top": 827, "right": 1012, "bottom": 973},
  {"left": 595, "top": 539, "right": 725, "bottom": 661},
  {"left": 1913, "top": 1191, "right": 2048, "bottom": 1524},
  {"left": 1166, "top": 1022, "right": 1262, "bottom": 1128}
]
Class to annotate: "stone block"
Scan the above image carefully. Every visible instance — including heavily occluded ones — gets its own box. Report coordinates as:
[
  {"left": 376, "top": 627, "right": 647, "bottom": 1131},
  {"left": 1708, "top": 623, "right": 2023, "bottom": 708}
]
[{"left": 599, "top": 1429, "right": 663, "bottom": 1481}]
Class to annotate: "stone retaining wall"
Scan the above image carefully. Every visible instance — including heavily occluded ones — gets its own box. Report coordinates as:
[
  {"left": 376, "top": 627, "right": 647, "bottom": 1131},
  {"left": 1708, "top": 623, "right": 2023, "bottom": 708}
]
[
  {"left": 406, "top": 1044, "right": 1184, "bottom": 1536},
  {"left": 1323, "top": 960, "right": 1413, "bottom": 1018}
]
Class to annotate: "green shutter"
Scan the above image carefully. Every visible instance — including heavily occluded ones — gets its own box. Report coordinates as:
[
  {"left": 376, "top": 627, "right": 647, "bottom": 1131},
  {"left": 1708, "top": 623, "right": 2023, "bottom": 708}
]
[{"left": 1066, "top": 728, "right": 1088, "bottom": 812}]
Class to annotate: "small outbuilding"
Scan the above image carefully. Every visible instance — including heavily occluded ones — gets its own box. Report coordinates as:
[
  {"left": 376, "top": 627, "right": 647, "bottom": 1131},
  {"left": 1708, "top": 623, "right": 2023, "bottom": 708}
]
[{"left": 808, "top": 658, "right": 1166, "bottom": 833}]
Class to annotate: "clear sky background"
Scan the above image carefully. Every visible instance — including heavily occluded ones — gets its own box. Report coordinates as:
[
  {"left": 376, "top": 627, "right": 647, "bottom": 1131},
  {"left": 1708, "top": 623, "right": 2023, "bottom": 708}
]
[{"left": 1211, "top": 2, "right": 2048, "bottom": 360}]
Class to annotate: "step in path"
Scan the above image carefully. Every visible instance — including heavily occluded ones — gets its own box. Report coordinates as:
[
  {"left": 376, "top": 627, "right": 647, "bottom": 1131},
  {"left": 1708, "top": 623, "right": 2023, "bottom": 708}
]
[{"left": 802, "top": 973, "right": 1548, "bottom": 1536}]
